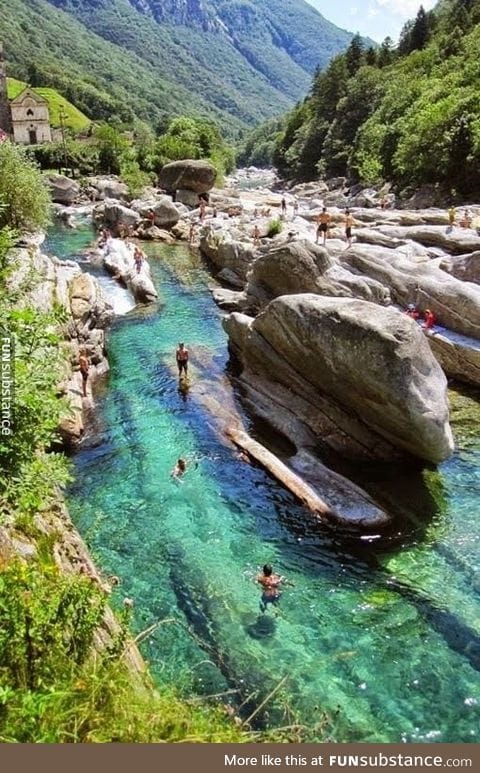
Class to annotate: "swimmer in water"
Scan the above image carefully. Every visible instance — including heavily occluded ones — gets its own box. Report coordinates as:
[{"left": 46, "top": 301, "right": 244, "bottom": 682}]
[
  {"left": 257, "top": 563, "right": 285, "bottom": 613},
  {"left": 171, "top": 458, "right": 187, "bottom": 479}
]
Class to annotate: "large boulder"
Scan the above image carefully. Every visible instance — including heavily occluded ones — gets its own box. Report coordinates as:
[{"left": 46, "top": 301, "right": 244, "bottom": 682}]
[
  {"left": 69, "top": 273, "right": 113, "bottom": 329},
  {"left": 152, "top": 195, "right": 180, "bottom": 228},
  {"left": 102, "top": 239, "right": 157, "bottom": 303},
  {"left": 440, "top": 251, "right": 480, "bottom": 284},
  {"left": 340, "top": 243, "right": 480, "bottom": 339},
  {"left": 376, "top": 224, "right": 480, "bottom": 255},
  {"left": 159, "top": 160, "right": 216, "bottom": 194},
  {"left": 48, "top": 175, "right": 80, "bottom": 205},
  {"left": 246, "top": 239, "right": 390, "bottom": 311},
  {"left": 224, "top": 295, "right": 453, "bottom": 464},
  {"left": 200, "top": 228, "right": 255, "bottom": 284},
  {"left": 102, "top": 200, "right": 141, "bottom": 230},
  {"left": 88, "top": 176, "right": 129, "bottom": 201}
]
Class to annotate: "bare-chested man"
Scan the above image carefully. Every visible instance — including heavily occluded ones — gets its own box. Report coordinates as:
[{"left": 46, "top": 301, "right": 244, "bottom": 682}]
[{"left": 79, "top": 350, "right": 90, "bottom": 398}]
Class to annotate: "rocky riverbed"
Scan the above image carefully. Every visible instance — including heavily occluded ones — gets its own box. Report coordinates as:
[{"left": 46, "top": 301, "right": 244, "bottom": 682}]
[{"left": 51, "top": 163, "right": 480, "bottom": 528}]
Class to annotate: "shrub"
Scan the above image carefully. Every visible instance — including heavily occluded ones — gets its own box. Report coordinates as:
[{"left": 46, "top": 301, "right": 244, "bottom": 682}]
[
  {"left": 0, "top": 143, "right": 51, "bottom": 231},
  {"left": 266, "top": 218, "right": 283, "bottom": 237}
]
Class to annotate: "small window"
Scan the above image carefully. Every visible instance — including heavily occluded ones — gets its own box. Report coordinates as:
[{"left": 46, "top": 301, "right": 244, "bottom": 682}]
[{"left": 26, "top": 108, "right": 34, "bottom": 117}]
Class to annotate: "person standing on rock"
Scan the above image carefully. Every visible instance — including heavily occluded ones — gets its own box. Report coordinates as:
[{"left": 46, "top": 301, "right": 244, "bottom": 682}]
[
  {"left": 189, "top": 222, "right": 196, "bottom": 244},
  {"left": 293, "top": 200, "right": 299, "bottom": 218},
  {"left": 281, "top": 197, "right": 287, "bottom": 218},
  {"left": 79, "top": 350, "right": 90, "bottom": 398},
  {"left": 448, "top": 206, "right": 456, "bottom": 228},
  {"left": 176, "top": 342, "right": 189, "bottom": 378},
  {"left": 316, "top": 208, "right": 331, "bottom": 246},
  {"left": 253, "top": 224, "right": 260, "bottom": 246},
  {"left": 345, "top": 209, "right": 354, "bottom": 247},
  {"left": 198, "top": 197, "right": 206, "bottom": 221},
  {"left": 134, "top": 246, "right": 144, "bottom": 274}
]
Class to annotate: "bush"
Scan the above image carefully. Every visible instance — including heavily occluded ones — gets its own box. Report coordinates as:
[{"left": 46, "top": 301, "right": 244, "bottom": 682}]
[
  {"left": 267, "top": 218, "right": 283, "bottom": 237},
  {"left": 0, "top": 143, "right": 51, "bottom": 231}
]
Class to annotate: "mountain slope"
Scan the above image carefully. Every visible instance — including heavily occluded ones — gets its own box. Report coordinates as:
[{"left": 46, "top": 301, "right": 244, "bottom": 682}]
[
  {"left": 1, "top": 0, "right": 357, "bottom": 134},
  {"left": 7, "top": 79, "right": 91, "bottom": 132}
]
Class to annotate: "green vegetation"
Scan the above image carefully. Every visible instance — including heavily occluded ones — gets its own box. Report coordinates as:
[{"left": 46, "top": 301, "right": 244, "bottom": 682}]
[
  {"left": 153, "top": 117, "right": 235, "bottom": 181},
  {"left": 6, "top": 78, "right": 91, "bottom": 133},
  {"left": 0, "top": 143, "right": 51, "bottom": 231},
  {"left": 0, "top": 145, "right": 247, "bottom": 743},
  {"left": 237, "top": 116, "right": 286, "bottom": 168},
  {"left": 0, "top": 0, "right": 356, "bottom": 136},
  {"left": 267, "top": 218, "right": 283, "bottom": 237},
  {"left": 272, "top": 0, "right": 480, "bottom": 195}
]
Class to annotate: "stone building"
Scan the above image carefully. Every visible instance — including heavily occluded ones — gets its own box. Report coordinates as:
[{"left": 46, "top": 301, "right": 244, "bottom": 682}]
[{"left": 0, "top": 43, "right": 52, "bottom": 145}]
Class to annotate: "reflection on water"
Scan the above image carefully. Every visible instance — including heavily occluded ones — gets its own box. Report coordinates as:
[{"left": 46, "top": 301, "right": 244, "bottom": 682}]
[{"left": 48, "top": 228, "right": 480, "bottom": 742}]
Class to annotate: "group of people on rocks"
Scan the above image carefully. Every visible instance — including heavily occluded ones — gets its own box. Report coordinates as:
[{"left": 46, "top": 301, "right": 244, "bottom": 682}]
[
  {"left": 315, "top": 207, "right": 354, "bottom": 247},
  {"left": 448, "top": 206, "right": 476, "bottom": 230},
  {"left": 405, "top": 304, "right": 437, "bottom": 331}
]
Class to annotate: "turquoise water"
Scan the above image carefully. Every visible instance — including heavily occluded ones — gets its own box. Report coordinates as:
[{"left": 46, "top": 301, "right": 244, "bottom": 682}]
[{"left": 50, "top": 225, "right": 480, "bottom": 742}]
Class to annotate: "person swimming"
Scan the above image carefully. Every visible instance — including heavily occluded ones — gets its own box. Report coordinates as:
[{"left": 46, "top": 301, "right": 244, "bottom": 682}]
[
  {"left": 171, "top": 458, "right": 187, "bottom": 479},
  {"left": 257, "top": 564, "right": 285, "bottom": 613}
]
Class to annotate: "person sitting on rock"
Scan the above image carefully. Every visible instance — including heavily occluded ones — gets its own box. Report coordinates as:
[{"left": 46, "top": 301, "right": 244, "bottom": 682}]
[
  {"left": 316, "top": 207, "right": 331, "bottom": 246},
  {"left": 423, "top": 309, "right": 436, "bottom": 331},
  {"left": 176, "top": 342, "right": 189, "bottom": 378},
  {"left": 257, "top": 564, "right": 285, "bottom": 613},
  {"left": 146, "top": 209, "right": 155, "bottom": 228},
  {"left": 405, "top": 303, "right": 420, "bottom": 320},
  {"left": 79, "top": 350, "right": 90, "bottom": 398}
]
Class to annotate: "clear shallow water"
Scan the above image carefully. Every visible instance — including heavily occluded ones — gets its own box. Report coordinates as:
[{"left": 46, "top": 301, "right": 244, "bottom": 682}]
[{"left": 49, "top": 225, "right": 480, "bottom": 742}]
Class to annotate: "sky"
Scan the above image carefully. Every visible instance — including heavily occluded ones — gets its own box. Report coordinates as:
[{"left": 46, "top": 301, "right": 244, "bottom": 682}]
[{"left": 306, "top": 0, "right": 437, "bottom": 42}]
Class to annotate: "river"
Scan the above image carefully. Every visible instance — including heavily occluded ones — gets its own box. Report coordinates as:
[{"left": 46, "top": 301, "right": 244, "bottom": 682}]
[{"left": 45, "top": 222, "right": 480, "bottom": 743}]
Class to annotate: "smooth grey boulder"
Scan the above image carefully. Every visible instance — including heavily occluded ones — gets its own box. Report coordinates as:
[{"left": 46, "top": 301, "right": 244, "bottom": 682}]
[
  {"left": 440, "top": 251, "right": 480, "bottom": 284},
  {"left": 48, "top": 174, "right": 80, "bottom": 205},
  {"left": 200, "top": 228, "right": 255, "bottom": 284},
  {"left": 224, "top": 295, "right": 453, "bottom": 464},
  {"left": 339, "top": 243, "right": 480, "bottom": 339},
  {"left": 102, "top": 200, "right": 140, "bottom": 229},
  {"left": 152, "top": 195, "right": 180, "bottom": 228},
  {"left": 246, "top": 239, "right": 390, "bottom": 311},
  {"left": 159, "top": 159, "right": 216, "bottom": 194},
  {"left": 376, "top": 225, "right": 480, "bottom": 255},
  {"left": 102, "top": 239, "right": 157, "bottom": 303}
]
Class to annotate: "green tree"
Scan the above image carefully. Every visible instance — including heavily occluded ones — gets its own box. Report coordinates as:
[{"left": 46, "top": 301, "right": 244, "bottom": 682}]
[
  {"left": 94, "top": 124, "right": 130, "bottom": 175},
  {"left": 0, "top": 143, "right": 51, "bottom": 231},
  {"left": 345, "top": 34, "right": 365, "bottom": 76}
]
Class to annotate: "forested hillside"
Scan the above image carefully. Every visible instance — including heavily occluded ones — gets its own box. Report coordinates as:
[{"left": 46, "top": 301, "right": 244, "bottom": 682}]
[
  {"left": 271, "top": 0, "right": 480, "bottom": 195},
  {"left": 0, "top": 0, "right": 356, "bottom": 136}
]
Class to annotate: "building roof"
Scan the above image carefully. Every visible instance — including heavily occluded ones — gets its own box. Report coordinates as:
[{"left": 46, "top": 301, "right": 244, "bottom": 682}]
[{"left": 10, "top": 87, "right": 48, "bottom": 106}]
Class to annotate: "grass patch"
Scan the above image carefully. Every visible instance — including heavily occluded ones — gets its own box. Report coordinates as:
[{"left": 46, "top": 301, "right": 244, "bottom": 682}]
[{"left": 7, "top": 78, "right": 91, "bottom": 133}]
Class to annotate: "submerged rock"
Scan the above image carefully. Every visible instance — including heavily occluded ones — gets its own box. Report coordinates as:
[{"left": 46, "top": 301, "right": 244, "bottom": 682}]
[{"left": 224, "top": 295, "right": 453, "bottom": 464}]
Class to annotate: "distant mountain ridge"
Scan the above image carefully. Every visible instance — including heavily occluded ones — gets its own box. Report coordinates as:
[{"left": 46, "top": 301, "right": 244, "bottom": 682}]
[{"left": 0, "top": 0, "right": 358, "bottom": 134}]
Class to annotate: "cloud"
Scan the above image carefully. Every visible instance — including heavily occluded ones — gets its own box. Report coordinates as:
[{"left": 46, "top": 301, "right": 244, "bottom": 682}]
[{"left": 350, "top": 5, "right": 358, "bottom": 14}]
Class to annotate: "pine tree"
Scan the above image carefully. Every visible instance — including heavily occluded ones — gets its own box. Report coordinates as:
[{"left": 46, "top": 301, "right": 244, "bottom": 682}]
[
  {"left": 410, "top": 6, "right": 430, "bottom": 51},
  {"left": 345, "top": 34, "right": 364, "bottom": 76}
]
